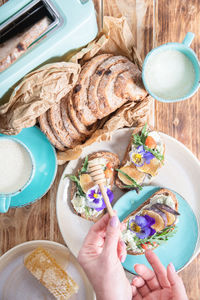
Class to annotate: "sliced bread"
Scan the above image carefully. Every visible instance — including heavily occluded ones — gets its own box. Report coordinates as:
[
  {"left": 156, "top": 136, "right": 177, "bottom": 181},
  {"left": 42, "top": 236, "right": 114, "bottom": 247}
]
[
  {"left": 0, "top": 17, "right": 50, "bottom": 72},
  {"left": 87, "top": 55, "right": 128, "bottom": 118},
  {"left": 60, "top": 96, "right": 86, "bottom": 142},
  {"left": 48, "top": 103, "right": 79, "bottom": 148},
  {"left": 38, "top": 112, "right": 66, "bottom": 151},
  {"left": 114, "top": 67, "right": 147, "bottom": 101},
  {"left": 73, "top": 54, "right": 112, "bottom": 126},
  {"left": 67, "top": 91, "right": 98, "bottom": 136},
  {"left": 97, "top": 61, "right": 137, "bottom": 118}
]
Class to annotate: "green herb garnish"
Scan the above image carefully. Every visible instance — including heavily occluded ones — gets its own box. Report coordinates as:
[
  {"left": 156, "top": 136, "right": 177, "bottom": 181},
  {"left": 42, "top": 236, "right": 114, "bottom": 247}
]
[
  {"left": 144, "top": 145, "right": 164, "bottom": 161},
  {"left": 116, "top": 169, "right": 142, "bottom": 190},
  {"left": 85, "top": 206, "right": 90, "bottom": 219},
  {"left": 134, "top": 226, "right": 177, "bottom": 247},
  {"left": 79, "top": 156, "right": 88, "bottom": 175},
  {"left": 133, "top": 124, "right": 164, "bottom": 161},
  {"left": 64, "top": 174, "right": 85, "bottom": 197}
]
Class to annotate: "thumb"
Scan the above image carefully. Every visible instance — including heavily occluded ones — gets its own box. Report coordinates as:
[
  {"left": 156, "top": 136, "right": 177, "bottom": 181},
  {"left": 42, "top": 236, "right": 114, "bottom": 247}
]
[
  {"left": 167, "top": 263, "right": 188, "bottom": 300},
  {"left": 103, "top": 215, "right": 120, "bottom": 255}
]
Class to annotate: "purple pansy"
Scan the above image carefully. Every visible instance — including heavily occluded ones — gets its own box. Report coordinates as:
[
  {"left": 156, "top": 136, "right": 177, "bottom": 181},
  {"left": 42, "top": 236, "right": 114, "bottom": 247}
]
[
  {"left": 86, "top": 185, "right": 114, "bottom": 211},
  {"left": 129, "top": 215, "right": 156, "bottom": 239},
  {"left": 129, "top": 145, "right": 154, "bottom": 167}
]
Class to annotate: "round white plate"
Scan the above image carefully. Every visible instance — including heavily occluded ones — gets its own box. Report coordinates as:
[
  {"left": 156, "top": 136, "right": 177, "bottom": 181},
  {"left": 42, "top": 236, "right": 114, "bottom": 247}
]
[
  {"left": 56, "top": 128, "right": 200, "bottom": 264},
  {"left": 0, "top": 240, "right": 94, "bottom": 300}
]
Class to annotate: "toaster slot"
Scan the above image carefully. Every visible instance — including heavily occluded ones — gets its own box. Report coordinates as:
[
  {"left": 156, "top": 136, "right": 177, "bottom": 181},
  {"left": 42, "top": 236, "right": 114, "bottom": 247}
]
[{"left": 0, "top": 0, "right": 61, "bottom": 45}]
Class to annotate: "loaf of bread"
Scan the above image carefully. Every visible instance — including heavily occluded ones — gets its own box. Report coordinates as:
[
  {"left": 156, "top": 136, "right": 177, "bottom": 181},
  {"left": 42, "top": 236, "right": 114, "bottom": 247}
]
[
  {"left": 24, "top": 247, "right": 79, "bottom": 299},
  {"left": 39, "top": 54, "right": 147, "bottom": 150}
]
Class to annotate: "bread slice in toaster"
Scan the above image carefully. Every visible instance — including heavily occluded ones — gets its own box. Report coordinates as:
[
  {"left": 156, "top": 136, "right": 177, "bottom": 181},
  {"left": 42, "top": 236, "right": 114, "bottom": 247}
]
[{"left": 0, "top": 17, "right": 50, "bottom": 72}]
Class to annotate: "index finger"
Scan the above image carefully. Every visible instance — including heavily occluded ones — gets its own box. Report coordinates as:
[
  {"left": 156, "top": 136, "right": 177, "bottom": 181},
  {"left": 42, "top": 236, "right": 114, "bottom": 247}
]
[
  {"left": 83, "top": 213, "right": 110, "bottom": 245},
  {"left": 145, "top": 250, "right": 170, "bottom": 288},
  {"left": 134, "top": 264, "right": 160, "bottom": 291}
]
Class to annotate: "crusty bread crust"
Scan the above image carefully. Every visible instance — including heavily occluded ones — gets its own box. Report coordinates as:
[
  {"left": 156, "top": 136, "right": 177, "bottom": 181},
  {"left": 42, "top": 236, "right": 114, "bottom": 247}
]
[
  {"left": 88, "top": 55, "right": 126, "bottom": 118},
  {"left": 123, "top": 188, "right": 178, "bottom": 255},
  {"left": 60, "top": 96, "right": 85, "bottom": 142},
  {"left": 67, "top": 91, "right": 99, "bottom": 136},
  {"left": 114, "top": 67, "right": 147, "bottom": 100},
  {"left": 48, "top": 103, "right": 79, "bottom": 148},
  {"left": 73, "top": 54, "right": 111, "bottom": 126},
  {"left": 70, "top": 151, "right": 120, "bottom": 222},
  {"left": 38, "top": 112, "right": 66, "bottom": 151}
]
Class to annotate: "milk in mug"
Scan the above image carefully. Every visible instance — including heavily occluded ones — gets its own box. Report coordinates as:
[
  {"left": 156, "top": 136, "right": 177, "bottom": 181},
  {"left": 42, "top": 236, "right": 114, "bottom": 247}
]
[
  {"left": 144, "top": 50, "right": 196, "bottom": 100},
  {"left": 0, "top": 139, "right": 33, "bottom": 194}
]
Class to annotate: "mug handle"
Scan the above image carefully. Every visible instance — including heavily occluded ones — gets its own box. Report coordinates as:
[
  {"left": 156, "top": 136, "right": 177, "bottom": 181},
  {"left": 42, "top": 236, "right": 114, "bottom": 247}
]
[
  {"left": 182, "top": 32, "right": 195, "bottom": 47},
  {"left": 0, "top": 195, "right": 11, "bottom": 213}
]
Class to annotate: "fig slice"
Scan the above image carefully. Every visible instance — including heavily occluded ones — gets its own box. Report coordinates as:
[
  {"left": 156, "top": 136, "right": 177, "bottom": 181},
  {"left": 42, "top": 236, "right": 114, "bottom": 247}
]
[
  {"left": 118, "top": 165, "right": 145, "bottom": 185},
  {"left": 160, "top": 209, "right": 176, "bottom": 226},
  {"left": 154, "top": 203, "right": 180, "bottom": 215},
  {"left": 142, "top": 209, "right": 165, "bottom": 232},
  {"left": 150, "top": 204, "right": 167, "bottom": 227},
  {"left": 79, "top": 174, "right": 95, "bottom": 193}
]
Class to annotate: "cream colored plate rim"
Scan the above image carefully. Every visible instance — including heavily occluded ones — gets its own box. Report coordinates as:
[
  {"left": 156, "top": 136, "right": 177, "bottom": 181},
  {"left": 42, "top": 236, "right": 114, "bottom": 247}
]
[{"left": 56, "top": 128, "right": 200, "bottom": 272}]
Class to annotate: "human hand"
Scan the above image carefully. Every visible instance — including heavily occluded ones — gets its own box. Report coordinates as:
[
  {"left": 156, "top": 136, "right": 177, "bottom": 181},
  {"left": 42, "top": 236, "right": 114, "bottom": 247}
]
[
  {"left": 78, "top": 213, "right": 132, "bottom": 300},
  {"left": 131, "top": 249, "right": 188, "bottom": 300}
]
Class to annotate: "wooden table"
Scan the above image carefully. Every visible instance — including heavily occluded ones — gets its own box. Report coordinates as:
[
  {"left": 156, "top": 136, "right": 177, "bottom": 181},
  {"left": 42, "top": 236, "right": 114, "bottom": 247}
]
[{"left": 0, "top": 0, "right": 199, "bottom": 299}]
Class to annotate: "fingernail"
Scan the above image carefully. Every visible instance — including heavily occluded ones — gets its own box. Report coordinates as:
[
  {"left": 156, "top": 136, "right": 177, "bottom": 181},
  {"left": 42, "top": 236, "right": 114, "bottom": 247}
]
[
  {"left": 132, "top": 277, "right": 138, "bottom": 284},
  {"left": 119, "top": 240, "right": 126, "bottom": 249},
  {"left": 169, "top": 262, "right": 175, "bottom": 272},
  {"left": 120, "top": 253, "right": 126, "bottom": 263},
  {"left": 110, "top": 216, "right": 119, "bottom": 228}
]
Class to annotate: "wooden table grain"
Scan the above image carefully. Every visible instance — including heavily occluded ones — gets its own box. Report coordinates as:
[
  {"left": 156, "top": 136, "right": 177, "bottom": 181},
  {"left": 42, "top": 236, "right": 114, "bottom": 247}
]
[{"left": 0, "top": 1, "right": 199, "bottom": 299}]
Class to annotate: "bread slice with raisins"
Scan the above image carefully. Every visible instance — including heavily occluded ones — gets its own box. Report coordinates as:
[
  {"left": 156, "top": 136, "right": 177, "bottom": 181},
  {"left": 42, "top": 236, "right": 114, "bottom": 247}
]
[{"left": 69, "top": 151, "right": 120, "bottom": 222}]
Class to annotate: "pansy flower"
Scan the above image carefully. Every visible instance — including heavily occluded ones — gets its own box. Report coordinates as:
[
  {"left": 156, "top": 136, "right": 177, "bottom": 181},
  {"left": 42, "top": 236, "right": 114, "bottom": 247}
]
[
  {"left": 129, "top": 145, "right": 154, "bottom": 167},
  {"left": 129, "top": 215, "right": 156, "bottom": 239},
  {"left": 86, "top": 185, "right": 114, "bottom": 211}
]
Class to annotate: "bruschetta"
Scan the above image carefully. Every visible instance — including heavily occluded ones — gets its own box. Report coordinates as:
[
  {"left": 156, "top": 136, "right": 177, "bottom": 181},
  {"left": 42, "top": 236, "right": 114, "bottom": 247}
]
[
  {"left": 121, "top": 188, "right": 180, "bottom": 255},
  {"left": 66, "top": 151, "right": 120, "bottom": 221},
  {"left": 116, "top": 124, "right": 165, "bottom": 191}
]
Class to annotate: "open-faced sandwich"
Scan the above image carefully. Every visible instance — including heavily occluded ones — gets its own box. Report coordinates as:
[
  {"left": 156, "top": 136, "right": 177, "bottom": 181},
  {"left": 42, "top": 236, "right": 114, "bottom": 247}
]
[
  {"left": 66, "top": 151, "right": 120, "bottom": 221},
  {"left": 116, "top": 124, "right": 165, "bottom": 191},
  {"left": 121, "top": 188, "right": 180, "bottom": 255}
]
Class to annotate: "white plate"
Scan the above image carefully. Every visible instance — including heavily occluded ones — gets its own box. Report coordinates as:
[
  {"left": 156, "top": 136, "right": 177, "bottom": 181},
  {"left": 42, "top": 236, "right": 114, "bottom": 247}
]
[
  {"left": 56, "top": 128, "right": 200, "bottom": 262},
  {"left": 0, "top": 240, "right": 94, "bottom": 300}
]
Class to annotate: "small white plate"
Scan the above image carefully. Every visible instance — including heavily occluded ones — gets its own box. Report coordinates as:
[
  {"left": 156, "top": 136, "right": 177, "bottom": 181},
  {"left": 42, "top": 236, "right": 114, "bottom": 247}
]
[
  {"left": 56, "top": 128, "right": 200, "bottom": 263},
  {"left": 0, "top": 240, "right": 95, "bottom": 300}
]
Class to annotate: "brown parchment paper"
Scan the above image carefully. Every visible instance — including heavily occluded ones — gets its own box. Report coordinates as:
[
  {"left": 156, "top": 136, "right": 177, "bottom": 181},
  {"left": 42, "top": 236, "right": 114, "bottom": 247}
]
[
  {"left": 0, "top": 62, "right": 81, "bottom": 134},
  {"left": 0, "top": 15, "right": 153, "bottom": 164}
]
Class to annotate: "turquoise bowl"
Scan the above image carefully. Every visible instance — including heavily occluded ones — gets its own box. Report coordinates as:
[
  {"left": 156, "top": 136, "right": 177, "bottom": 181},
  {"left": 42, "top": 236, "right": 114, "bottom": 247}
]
[
  {"left": 0, "top": 126, "right": 57, "bottom": 209},
  {"left": 142, "top": 32, "right": 200, "bottom": 103},
  {"left": 114, "top": 186, "right": 198, "bottom": 274}
]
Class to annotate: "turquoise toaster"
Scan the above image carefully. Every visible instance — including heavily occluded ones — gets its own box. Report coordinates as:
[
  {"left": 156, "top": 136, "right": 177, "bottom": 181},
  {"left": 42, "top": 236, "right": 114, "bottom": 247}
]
[{"left": 0, "top": 0, "right": 98, "bottom": 100}]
